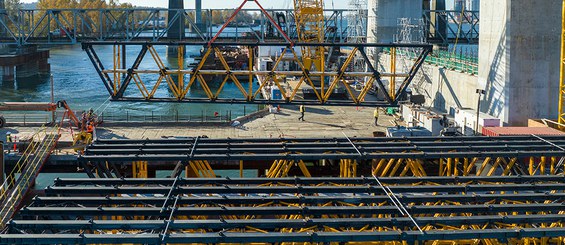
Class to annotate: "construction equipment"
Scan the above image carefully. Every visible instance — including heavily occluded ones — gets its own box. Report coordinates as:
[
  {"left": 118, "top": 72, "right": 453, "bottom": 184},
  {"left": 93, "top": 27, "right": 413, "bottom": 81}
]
[
  {"left": 0, "top": 101, "right": 98, "bottom": 148},
  {"left": 294, "top": 0, "right": 325, "bottom": 71}
]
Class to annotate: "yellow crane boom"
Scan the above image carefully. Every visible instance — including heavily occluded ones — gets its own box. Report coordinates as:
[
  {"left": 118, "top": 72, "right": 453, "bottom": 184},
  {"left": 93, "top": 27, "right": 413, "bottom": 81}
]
[{"left": 294, "top": 0, "right": 325, "bottom": 71}]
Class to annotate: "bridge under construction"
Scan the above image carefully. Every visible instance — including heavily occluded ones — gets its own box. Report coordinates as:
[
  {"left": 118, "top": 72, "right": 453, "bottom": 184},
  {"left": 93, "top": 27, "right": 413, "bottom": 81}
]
[{"left": 1, "top": 0, "right": 565, "bottom": 244}]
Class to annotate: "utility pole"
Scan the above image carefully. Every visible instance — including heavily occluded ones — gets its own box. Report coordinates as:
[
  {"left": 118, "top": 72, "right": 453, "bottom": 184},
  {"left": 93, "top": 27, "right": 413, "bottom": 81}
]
[{"left": 475, "top": 89, "right": 485, "bottom": 135}]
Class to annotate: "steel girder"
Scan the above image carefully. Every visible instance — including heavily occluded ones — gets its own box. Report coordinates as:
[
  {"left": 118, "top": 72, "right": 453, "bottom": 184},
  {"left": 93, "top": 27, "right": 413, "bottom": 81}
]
[
  {"left": 10, "top": 215, "right": 565, "bottom": 231},
  {"left": 80, "top": 136, "right": 565, "bottom": 162},
  {"left": 6, "top": 176, "right": 565, "bottom": 244},
  {"left": 3, "top": 229, "right": 565, "bottom": 244}
]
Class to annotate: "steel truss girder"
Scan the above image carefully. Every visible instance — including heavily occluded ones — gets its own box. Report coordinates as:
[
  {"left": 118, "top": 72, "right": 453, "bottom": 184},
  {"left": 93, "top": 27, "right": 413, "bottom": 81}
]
[
  {"left": 79, "top": 135, "right": 565, "bottom": 163},
  {"left": 82, "top": 41, "right": 432, "bottom": 106},
  {"left": 423, "top": 10, "right": 480, "bottom": 45},
  {"left": 2, "top": 8, "right": 354, "bottom": 46},
  {"left": 1, "top": 9, "right": 482, "bottom": 46}
]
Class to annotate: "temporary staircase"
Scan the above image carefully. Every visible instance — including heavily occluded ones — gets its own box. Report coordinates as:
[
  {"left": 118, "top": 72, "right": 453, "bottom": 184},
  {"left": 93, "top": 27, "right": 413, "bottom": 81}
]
[{"left": 0, "top": 127, "right": 59, "bottom": 227}]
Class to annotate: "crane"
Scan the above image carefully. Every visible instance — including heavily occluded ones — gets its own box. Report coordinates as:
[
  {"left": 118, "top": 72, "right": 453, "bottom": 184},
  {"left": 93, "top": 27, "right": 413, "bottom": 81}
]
[{"left": 293, "top": 0, "right": 325, "bottom": 72}]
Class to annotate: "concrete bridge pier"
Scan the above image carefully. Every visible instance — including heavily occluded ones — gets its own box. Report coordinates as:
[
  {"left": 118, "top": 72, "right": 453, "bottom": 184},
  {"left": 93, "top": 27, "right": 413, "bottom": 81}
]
[
  {"left": 167, "top": 0, "right": 186, "bottom": 57},
  {"left": 478, "top": 0, "right": 561, "bottom": 126},
  {"left": 424, "top": 0, "right": 448, "bottom": 49},
  {"left": 1, "top": 65, "right": 14, "bottom": 82},
  {"left": 0, "top": 45, "right": 50, "bottom": 82}
]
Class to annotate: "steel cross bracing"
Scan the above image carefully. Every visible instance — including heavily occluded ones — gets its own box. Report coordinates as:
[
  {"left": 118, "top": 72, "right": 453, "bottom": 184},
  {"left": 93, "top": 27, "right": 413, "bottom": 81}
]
[
  {"left": 423, "top": 10, "right": 479, "bottom": 45},
  {"left": 83, "top": 41, "right": 431, "bottom": 106},
  {"left": 0, "top": 7, "right": 479, "bottom": 46},
  {"left": 5, "top": 176, "right": 565, "bottom": 244}
]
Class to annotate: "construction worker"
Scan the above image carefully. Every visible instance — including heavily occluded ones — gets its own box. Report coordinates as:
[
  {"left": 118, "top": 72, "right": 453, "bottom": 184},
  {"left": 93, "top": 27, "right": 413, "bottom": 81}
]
[
  {"left": 374, "top": 108, "right": 379, "bottom": 126},
  {"left": 86, "top": 122, "right": 94, "bottom": 134},
  {"left": 6, "top": 132, "right": 12, "bottom": 143},
  {"left": 298, "top": 105, "right": 305, "bottom": 121}
]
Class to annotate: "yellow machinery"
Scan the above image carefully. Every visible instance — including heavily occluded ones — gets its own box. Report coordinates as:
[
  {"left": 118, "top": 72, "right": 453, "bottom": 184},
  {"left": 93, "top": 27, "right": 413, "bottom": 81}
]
[{"left": 293, "top": 0, "right": 325, "bottom": 71}]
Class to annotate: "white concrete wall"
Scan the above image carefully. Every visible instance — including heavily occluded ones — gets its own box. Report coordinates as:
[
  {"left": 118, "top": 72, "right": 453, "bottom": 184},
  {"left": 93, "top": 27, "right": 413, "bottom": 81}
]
[
  {"left": 478, "top": 0, "right": 561, "bottom": 126},
  {"left": 367, "top": 0, "right": 423, "bottom": 43},
  {"left": 379, "top": 53, "right": 480, "bottom": 115}
]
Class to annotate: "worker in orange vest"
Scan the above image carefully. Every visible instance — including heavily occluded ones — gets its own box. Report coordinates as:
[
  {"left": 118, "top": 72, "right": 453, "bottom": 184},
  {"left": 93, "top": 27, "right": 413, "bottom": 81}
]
[{"left": 86, "top": 123, "right": 94, "bottom": 134}]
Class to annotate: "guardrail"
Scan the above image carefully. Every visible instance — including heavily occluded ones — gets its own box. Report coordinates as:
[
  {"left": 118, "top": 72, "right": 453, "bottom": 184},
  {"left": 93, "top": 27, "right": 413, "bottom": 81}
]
[
  {"left": 98, "top": 106, "right": 266, "bottom": 123},
  {"left": 386, "top": 47, "right": 478, "bottom": 75}
]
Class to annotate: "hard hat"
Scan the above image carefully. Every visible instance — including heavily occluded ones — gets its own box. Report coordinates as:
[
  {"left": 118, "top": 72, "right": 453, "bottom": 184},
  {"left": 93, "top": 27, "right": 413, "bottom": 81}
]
[{"left": 6, "top": 132, "right": 11, "bottom": 135}]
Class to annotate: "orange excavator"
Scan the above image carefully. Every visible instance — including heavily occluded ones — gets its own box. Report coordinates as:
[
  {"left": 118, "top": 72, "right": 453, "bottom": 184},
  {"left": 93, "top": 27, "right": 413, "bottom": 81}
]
[{"left": 0, "top": 101, "right": 99, "bottom": 149}]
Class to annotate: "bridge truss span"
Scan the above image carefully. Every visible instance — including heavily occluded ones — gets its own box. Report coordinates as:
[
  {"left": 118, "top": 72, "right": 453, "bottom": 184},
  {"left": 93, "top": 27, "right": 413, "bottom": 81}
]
[{"left": 82, "top": 41, "right": 431, "bottom": 106}]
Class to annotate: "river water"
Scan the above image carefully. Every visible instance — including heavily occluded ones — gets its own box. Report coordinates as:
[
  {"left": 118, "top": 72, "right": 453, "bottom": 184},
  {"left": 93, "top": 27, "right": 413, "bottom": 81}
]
[{"left": 1, "top": 44, "right": 260, "bottom": 118}]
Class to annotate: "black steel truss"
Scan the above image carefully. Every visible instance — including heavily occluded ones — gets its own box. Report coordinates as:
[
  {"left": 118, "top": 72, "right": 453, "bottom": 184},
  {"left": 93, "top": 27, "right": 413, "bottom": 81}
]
[
  {"left": 82, "top": 41, "right": 432, "bottom": 106},
  {"left": 5, "top": 176, "right": 565, "bottom": 244}
]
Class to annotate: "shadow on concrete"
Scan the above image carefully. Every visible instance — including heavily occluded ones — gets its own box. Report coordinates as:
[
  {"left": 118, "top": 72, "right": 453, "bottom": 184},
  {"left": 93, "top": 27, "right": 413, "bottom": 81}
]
[
  {"left": 483, "top": 22, "right": 507, "bottom": 120},
  {"left": 438, "top": 68, "right": 463, "bottom": 110},
  {"left": 283, "top": 105, "right": 335, "bottom": 115},
  {"left": 95, "top": 129, "right": 129, "bottom": 140},
  {"left": 304, "top": 120, "right": 347, "bottom": 129}
]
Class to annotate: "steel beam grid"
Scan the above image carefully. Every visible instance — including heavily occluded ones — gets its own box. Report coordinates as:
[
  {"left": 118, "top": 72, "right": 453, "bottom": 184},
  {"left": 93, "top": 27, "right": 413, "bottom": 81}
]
[
  {"left": 80, "top": 136, "right": 565, "bottom": 162},
  {"left": 6, "top": 176, "right": 565, "bottom": 244},
  {"left": 81, "top": 41, "right": 431, "bottom": 106}
]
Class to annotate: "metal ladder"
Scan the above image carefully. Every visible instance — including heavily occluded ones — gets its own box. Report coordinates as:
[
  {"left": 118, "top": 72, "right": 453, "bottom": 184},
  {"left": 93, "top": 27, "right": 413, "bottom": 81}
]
[{"left": 0, "top": 127, "right": 59, "bottom": 227}]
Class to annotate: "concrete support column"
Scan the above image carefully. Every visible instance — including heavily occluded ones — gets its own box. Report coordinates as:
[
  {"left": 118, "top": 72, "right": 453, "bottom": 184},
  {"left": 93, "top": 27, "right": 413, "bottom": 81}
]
[
  {"left": 0, "top": 0, "right": 6, "bottom": 37},
  {"left": 16, "top": 62, "right": 39, "bottom": 78},
  {"left": 167, "top": 0, "right": 186, "bottom": 56},
  {"left": 2, "top": 66, "right": 14, "bottom": 82},
  {"left": 427, "top": 0, "right": 447, "bottom": 47},
  {"left": 167, "top": 0, "right": 185, "bottom": 39},
  {"left": 478, "top": 0, "right": 561, "bottom": 126},
  {"left": 195, "top": 0, "right": 203, "bottom": 29}
]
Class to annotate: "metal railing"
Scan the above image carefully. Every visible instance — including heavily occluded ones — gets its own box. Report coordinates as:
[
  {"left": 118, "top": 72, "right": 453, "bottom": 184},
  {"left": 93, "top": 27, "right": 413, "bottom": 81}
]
[
  {"left": 0, "top": 126, "right": 59, "bottom": 227},
  {"left": 98, "top": 106, "right": 266, "bottom": 123},
  {"left": 1, "top": 113, "right": 52, "bottom": 126},
  {"left": 387, "top": 47, "right": 478, "bottom": 75}
]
